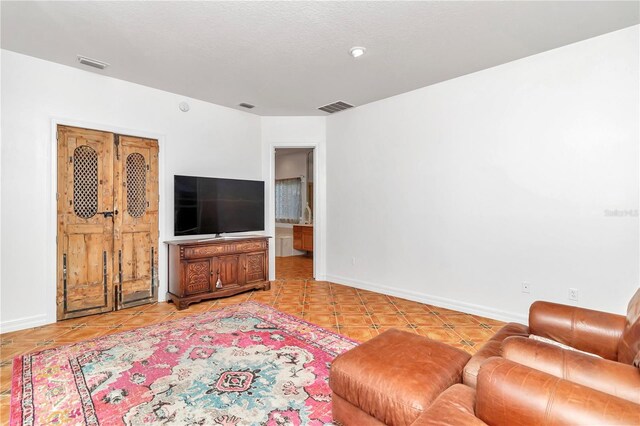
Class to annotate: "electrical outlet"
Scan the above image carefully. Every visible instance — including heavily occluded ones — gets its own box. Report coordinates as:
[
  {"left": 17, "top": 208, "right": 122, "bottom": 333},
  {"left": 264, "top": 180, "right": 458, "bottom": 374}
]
[
  {"left": 522, "top": 282, "right": 531, "bottom": 293},
  {"left": 569, "top": 288, "right": 579, "bottom": 301},
  {"left": 351, "top": 257, "right": 356, "bottom": 265}
]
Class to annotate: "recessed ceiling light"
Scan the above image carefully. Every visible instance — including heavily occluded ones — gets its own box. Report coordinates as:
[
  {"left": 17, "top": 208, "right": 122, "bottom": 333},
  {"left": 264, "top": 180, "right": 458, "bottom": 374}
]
[
  {"left": 349, "top": 47, "right": 366, "bottom": 58},
  {"left": 77, "top": 55, "right": 109, "bottom": 70}
]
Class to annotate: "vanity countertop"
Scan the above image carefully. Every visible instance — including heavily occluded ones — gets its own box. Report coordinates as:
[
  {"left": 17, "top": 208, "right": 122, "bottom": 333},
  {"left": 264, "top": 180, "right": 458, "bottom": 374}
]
[{"left": 293, "top": 223, "right": 314, "bottom": 227}]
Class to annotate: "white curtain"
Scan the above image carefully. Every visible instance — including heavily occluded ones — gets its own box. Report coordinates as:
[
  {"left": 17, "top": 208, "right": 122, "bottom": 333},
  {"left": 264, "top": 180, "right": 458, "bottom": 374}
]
[{"left": 275, "top": 178, "right": 302, "bottom": 223}]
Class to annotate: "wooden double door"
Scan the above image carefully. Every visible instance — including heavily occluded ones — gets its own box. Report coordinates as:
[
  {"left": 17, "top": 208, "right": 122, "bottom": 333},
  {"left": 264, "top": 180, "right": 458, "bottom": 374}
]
[{"left": 57, "top": 125, "right": 159, "bottom": 320}]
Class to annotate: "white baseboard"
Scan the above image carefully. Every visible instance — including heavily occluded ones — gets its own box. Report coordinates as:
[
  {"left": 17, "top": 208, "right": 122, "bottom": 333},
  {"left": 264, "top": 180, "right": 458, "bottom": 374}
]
[
  {"left": 325, "top": 274, "right": 527, "bottom": 324},
  {"left": 1, "top": 314, "right": 49, "bottom": 333},
  {"left": 1, "top": 279, "right": 525, "bottom": 332}
]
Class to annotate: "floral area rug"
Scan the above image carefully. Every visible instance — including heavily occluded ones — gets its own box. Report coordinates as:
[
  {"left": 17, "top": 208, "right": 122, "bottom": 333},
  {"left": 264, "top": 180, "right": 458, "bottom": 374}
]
[{"left": 11, "top": 302, "right": 357, "bottom": 425}]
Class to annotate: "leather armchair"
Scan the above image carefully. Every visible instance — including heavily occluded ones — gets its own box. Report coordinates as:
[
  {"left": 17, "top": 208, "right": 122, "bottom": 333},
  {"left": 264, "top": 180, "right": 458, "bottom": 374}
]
[
  {"left": 413, "top": 358, "right": 640, "bottom": 426},
  {"left": 463, "top": 288, "right": 640, "bottom": 388}
]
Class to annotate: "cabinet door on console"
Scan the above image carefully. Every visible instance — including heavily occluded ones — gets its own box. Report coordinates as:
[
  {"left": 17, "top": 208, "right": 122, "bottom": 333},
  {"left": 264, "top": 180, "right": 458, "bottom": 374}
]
[
  {"left": 184, "top": 259, "right": 213, "bottom": 296},
  {"left": 302, "top": 228, "right": 313, "bottom": 251},
  {"left": 214, "top": 255, "right": 241, "bottom": 287},
  {"left": 293, "top": 226, "right": 302, "bottom": 251},
  {"left": 245, "top": 252, "right": 267, "bottom": 283}
]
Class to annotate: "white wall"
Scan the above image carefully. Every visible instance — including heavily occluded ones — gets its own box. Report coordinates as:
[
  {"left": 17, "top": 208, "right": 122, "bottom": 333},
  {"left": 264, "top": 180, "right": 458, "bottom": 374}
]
[
  {"left": 325, "top": 26, "right": 639, "bottom": 322},
  {"left": 261, "top": 117, "right": 326, "bottom": 280},
  {"left": 1, "top": 50, "right": 262, "bottom": 331},
  {"left": 275, "top": 151, "right": 309, "bottom": 180},
  {"left": 2, "top": 25, "right": 637, "bottom": 331}
]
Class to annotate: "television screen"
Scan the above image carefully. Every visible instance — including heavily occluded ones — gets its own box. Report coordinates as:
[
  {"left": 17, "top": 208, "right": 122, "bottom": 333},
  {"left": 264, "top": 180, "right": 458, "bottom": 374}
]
[{"left": 174, "top": 175, "right": 264, "bottom": 236}]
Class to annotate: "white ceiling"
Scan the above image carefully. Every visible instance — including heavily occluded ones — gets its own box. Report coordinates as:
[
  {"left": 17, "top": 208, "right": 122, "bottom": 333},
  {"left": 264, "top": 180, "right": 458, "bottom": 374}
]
[{"left": 2, "top": 1, "right": 638, "bottom": 116}]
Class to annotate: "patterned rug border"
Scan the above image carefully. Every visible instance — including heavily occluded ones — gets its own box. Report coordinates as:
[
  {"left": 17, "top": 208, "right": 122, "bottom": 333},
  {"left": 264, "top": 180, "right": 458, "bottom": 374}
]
[{"left": 10, "top": 301, "right": 359, "bottom": 425}]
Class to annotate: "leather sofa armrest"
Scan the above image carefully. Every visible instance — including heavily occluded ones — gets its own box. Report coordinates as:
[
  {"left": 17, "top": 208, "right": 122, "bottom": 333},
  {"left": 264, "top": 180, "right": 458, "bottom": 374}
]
[
  {"left": 411, "top": 384, "right": 486, "bottom": 426},
  {"left": 462, "top": 323, "right": 529, "bottom": 388},
  {"left": 529, "top": 301, "right": 626, "bottom": 360},
  {"left": 475, "top": 358, "right": 640, "bottom": 426},
  {"left": 502, "top": 336, "right": 640, "bottom": 403}
]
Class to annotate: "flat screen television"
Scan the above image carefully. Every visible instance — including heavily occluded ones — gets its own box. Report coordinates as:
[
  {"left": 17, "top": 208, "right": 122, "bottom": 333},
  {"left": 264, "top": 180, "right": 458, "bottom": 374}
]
[{"left": 174, "top": 175, "right": 264, "bottom": 236}]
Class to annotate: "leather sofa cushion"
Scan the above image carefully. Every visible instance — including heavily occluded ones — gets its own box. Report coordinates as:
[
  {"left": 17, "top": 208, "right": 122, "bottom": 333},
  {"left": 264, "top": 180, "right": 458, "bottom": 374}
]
[
  {"left": 476, "top": 358, "right": 640, "bottom": 426},
  {"left": 503, "top": 336, "right": 640, "bottom": 404},
  {"left": 330, "top": 329, "right": 470, "bottom": 426},
  {"left": 528, "top": 334, "right": 602, "bottom": 357},
  {"left": 462, "top": 322, "right": 529, "bottom": 388}
]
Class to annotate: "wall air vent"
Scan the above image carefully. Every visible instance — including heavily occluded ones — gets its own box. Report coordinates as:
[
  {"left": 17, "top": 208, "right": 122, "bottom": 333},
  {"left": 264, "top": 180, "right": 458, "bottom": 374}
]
[
  {"left": 239, "top": 103, "right": 255, "bottom": 109},
  {"left": 77, "top": 55, "right": 109, "bottom": 70},
  {"left": 318, "top": 101, "right": 354, "bottom": 114}
]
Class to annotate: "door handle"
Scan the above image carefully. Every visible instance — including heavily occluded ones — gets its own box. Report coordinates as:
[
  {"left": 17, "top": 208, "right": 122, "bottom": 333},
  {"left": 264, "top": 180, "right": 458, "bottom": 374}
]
[{"left": 98, "top": 210, "right": 118, "bottom": 218}]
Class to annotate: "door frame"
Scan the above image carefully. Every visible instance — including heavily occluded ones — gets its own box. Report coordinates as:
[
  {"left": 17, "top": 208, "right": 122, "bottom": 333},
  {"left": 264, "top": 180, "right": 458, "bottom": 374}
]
[
  {"left": 48, "top": 118, "right": 166, "bottom": 324},
  {"left": 265, "top": 142, "right": 325, "bottom": 281}
]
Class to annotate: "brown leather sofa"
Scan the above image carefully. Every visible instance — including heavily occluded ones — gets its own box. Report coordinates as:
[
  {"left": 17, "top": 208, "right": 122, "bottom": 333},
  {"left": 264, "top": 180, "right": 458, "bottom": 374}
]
[
  {"left": 463, "top": 288, "right": 640, "bottom": 389},
  {"left": 412, "top": 357, "right": 640, "bottom": 426},
  {"left": 330, "top": 289, "right": 640, "bottom": 425},
  {"left": 331, "top": 347, "right": 640, "bottom": 426}
]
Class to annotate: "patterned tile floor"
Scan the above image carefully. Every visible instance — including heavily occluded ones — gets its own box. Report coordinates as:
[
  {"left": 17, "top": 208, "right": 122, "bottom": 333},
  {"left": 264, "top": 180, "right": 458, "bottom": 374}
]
[
  {"left": 276, "top": 254, "right": 314, "bottom": 279},
  {"left": 0, "top": 255, "right": 503, "bottom": 424}
]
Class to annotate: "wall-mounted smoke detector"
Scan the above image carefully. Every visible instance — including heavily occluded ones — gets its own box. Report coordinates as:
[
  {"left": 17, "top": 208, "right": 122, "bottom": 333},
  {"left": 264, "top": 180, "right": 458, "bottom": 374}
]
[
  {"left": 179, "top": 102, "right": 190, "bottom": 112},
  {"left": 318, "top": 101, "right": 354, "bottom": 114},
  {"left": 77, "top": 55, "right": 110, "bottom": 70},
  {"left": 239, "top": 103, "right": 255, "bottom": 109}
]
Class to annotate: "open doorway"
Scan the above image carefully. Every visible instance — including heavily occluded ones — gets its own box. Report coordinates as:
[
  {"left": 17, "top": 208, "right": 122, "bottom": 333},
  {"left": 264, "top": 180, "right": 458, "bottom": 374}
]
[{"left": 273, "top": 148, "right": 314, "bottom": 280}]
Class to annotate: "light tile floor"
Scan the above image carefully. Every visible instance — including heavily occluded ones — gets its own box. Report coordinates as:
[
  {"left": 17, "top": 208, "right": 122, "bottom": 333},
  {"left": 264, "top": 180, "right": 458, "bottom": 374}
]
[{"left": 0, "top": 255, "right": 504, "bottom": 424}]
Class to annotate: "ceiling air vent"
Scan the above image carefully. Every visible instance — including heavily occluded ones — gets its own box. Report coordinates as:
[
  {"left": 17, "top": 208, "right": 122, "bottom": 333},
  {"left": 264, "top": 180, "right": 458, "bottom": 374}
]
[
  {"left": 77, "top": 55, "right": 109, "bottom": 70},
  {"left": 318, "top": 101, "right": 354, "bottom": 114},
  {"left": 239, "top": 103, "right": 255, "bottom": 109}
]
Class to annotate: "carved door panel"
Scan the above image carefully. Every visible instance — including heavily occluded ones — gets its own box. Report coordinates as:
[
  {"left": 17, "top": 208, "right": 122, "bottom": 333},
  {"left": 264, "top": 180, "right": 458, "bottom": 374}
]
[
  {"left": 57, "top": 126, "right": 159, "bottom": 320},
  {"left": 184, "top": 260, "right": 213, "bottom": 295},
  {"left": 57, "top": 126, "right": 114, "bottom": 320},
  {"left": 245, "top": 252, "right": 266, "bottom": 283},
  {"left": 214, "top": 255, "right": 241, "bottom": 288},
  {"left": 114, "top": 136, "right": 159, "bottom": 309}
]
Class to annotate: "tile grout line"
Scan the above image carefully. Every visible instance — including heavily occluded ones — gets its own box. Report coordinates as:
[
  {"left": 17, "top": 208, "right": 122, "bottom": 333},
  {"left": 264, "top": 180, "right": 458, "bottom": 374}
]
[
  {"left": 271, "top": 280, "right": 283, "bottom": 307},
  {"left": 388, "top": 293, "right": 452, "bottom": 336},
  {"left": 331, "top": 282, "right": 340, "bottom": 331},
  {"left": 328, "top": 282, "right": 337, "bottom": 330},
  {"left": 301, "top": 279, "right": 308, "bottom": 317},
  {"left": 353, "top": 289, "right": 376, "bottom": 333},
  {"left": 383, "top": 293, "right": 416, "bottom": 334}
]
